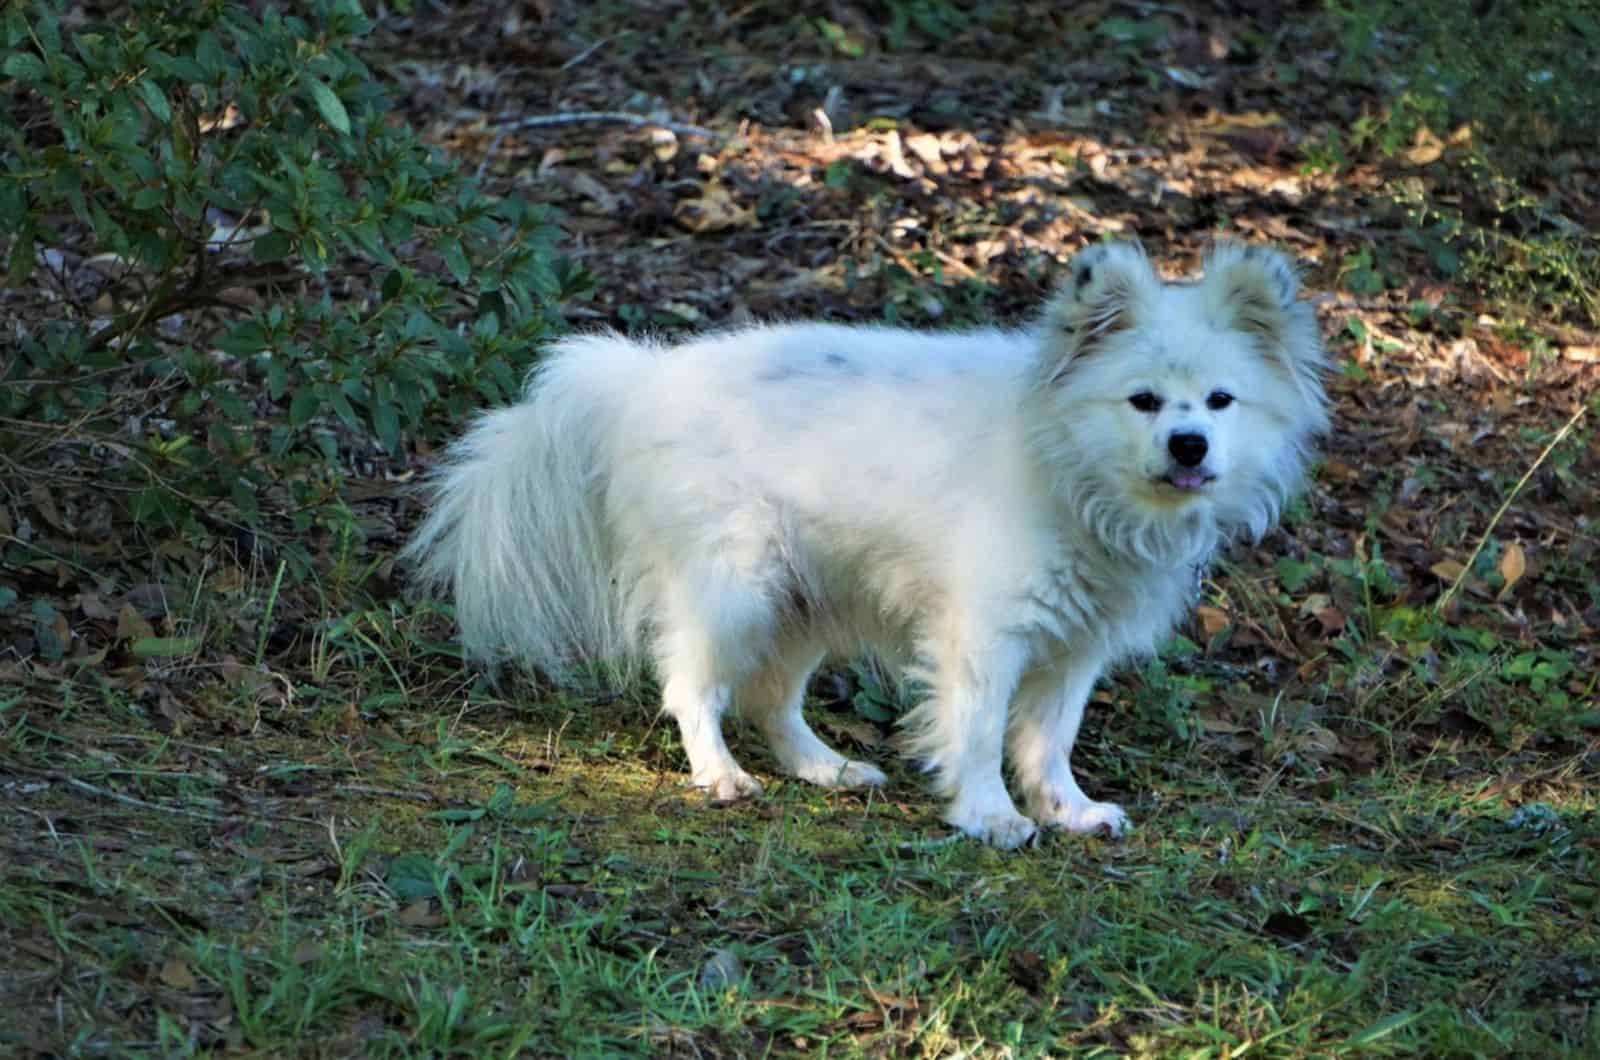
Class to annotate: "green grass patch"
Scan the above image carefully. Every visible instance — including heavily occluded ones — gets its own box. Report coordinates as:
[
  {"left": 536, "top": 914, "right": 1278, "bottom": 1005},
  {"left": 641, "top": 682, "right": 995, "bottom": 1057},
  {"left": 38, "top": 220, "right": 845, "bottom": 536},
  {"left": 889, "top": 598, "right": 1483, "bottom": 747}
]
[{"left": 3, "top": 650, "right": 1595, "bottom": 1055}]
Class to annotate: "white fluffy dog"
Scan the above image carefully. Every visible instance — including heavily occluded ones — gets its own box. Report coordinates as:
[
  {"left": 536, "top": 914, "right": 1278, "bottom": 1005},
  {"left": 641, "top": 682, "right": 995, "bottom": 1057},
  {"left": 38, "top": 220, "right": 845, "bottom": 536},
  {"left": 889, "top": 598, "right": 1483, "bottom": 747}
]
[{"left": 406, "top": 242, "right": 1327, "bottom": 848}]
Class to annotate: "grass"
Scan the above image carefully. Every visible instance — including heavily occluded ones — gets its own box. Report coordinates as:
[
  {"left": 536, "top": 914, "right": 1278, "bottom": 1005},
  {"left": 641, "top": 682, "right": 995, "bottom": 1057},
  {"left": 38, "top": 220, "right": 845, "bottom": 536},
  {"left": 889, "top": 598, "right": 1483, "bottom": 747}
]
[{"left": 3, "top": 613, "right": 1597, "bottom": 1056}]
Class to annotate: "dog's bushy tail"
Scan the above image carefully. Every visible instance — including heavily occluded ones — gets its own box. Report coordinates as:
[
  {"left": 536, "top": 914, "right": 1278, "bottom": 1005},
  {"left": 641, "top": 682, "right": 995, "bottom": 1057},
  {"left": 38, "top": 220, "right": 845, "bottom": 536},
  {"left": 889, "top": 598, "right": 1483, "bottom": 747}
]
[{"left": 404, "top": 335, "right": 643, "bottom": 679}]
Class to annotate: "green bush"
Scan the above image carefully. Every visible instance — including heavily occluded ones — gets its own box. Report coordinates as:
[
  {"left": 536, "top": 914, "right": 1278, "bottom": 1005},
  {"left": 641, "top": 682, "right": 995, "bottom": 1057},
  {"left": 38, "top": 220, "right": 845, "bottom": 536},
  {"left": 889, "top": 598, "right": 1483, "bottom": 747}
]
[{"left": 1, "top": 0, "right": 585, "bottom": 568}]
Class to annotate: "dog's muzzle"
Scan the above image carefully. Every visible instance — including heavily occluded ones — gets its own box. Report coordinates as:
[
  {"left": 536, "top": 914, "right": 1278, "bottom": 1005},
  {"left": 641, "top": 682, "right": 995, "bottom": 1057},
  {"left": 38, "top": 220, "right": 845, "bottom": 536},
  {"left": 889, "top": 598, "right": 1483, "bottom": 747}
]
[{"left": 1163, "top": 431, "right": 1214, "bottom": 490}]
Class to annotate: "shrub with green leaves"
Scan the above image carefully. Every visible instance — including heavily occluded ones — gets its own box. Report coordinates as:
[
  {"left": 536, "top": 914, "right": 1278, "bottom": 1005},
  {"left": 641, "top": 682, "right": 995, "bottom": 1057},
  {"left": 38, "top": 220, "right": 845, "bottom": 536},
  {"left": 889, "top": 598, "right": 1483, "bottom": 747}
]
[{"left": 1, "top": 0, "right": 585, "bottom": 566}]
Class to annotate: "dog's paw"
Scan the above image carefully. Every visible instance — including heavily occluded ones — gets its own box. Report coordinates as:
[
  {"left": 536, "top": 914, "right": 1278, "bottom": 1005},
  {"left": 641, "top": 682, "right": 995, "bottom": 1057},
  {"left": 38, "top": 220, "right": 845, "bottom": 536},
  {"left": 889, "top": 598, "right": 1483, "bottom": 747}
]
[
  {"left": 945, "top": 803, "right": 1040, "bottom": 850},
  {"left": 793, "top": 758, "right": 888, "bottom": 790},
  {"left": 700, "top": 769, "right": 764, "bottom": 804},
  {"left": 1037, "top": 797, "right": 1130, "bottom": 837}
]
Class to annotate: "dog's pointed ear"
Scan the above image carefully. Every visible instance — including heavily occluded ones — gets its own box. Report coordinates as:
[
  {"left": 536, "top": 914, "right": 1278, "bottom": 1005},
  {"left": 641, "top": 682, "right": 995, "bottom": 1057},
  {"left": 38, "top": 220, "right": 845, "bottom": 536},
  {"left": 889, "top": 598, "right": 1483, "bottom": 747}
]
[
  {"left": 1202, "top": 241, "right": 1326, "bottom": 393},
  {"left": 1041, "top": 242, "right": 1159, "bottom": 379},
  {"left": 1202, "top": 241, "right": 1300, "bottom": 330}
]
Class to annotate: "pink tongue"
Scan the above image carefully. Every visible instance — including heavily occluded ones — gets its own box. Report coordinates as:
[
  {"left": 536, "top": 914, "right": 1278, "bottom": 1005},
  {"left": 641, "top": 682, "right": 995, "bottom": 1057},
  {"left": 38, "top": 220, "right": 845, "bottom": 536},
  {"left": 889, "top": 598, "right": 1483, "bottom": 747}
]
[{"left": 1170, "top": 470, "right": 1207, "bottom": 490}]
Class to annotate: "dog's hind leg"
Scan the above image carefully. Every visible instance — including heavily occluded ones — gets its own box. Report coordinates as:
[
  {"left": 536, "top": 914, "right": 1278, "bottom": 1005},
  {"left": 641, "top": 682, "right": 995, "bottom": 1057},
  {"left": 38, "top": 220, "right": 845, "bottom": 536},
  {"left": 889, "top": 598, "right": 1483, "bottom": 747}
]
[
  {"left": 653, "top": 579, "right": 771, "bottom": 803},
  {"left": 739, "top": 634, "right": 887, "bottom": 790},
  {"left": 1009, "top": 652, "right": 1129, "bottom": 837},
  {"left": 658, "top": 659, "right": 763, "bottom": 802}
]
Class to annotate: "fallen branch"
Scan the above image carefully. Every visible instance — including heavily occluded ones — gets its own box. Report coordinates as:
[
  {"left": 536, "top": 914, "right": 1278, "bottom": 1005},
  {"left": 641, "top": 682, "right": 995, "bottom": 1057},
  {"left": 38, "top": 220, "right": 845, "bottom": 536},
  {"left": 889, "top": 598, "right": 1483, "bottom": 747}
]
[{"left": 490, "top": 109, "right": 722, "bottom": 141}]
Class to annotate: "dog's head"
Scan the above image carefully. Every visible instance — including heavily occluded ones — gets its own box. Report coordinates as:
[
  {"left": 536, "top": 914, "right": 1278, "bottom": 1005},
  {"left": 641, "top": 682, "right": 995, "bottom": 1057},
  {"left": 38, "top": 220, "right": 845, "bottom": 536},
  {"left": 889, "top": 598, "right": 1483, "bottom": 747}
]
[{"left": 1034, "top": 240, "right": 1328, "bottom": 555}]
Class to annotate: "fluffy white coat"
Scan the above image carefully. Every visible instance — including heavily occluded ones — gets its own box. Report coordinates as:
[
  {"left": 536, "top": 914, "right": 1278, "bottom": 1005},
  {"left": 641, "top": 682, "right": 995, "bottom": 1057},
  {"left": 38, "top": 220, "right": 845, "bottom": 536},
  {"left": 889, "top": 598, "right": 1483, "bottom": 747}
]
[{"left": 406, "top": 241, "right": 1327, "bottom": 847}]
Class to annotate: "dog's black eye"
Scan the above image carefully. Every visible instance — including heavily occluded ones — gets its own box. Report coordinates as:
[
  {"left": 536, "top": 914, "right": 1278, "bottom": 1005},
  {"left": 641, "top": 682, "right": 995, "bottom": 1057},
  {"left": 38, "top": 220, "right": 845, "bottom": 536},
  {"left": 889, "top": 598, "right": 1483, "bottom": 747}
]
[
  {"left": 1206, "top": 391, "right": 1235, "bottom": 411},
  {"left": 1129, "top": 392, "right": 1162, "bottom": 413}
]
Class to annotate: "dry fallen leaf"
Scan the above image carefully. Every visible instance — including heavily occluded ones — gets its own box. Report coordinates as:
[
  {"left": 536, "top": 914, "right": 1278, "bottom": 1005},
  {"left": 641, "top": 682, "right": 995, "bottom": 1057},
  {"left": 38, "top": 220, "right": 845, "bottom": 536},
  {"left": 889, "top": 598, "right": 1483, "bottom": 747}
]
[
  {"left": 1300, "top": 723, "right": 1342, "bottom": 756},
  {"left": 293, "top": 940, "right": 325, "bottom": 965},
  {"left": 819, "top": 716, "right": 882, "bottom": 749},
  {"left": 116, "top": 603, "right": 156, "bottom": 641},
  {"left": 1196, "top": 604, "right": 1230, "bottom": 638},
  {"left": 78, "top": 592, "right": 115, "bottom": 620},
  {"left": 1320, "top": 459, "right": 1360, "bottom": 483},
  {"left": 1404, "top": 127, "right": 1444, "bottom": 166},
  {"left": 567, "top": 171, "right": 618, "bottom": 214},
  {"left": 1199, "top": 711, "right": 1245, "bottom": 735},
  {"left": 1299, "top": 592, "right": 1332, "bottom": 615},
  {"left": 1429, "top": 559, "right": 1467, "bottom": 583},
  {"left": 1497, "top": 542, "right": 1526, "bottom": 599},
  {"left": 398, "top": 900, "right": 442, "bottom": 928},
  {"left": 698, "top": 947, "right": 745, "bottom": 991},
  {"left": 159, "top": 957, "right": 197, "bottom": 989},
  {"left": 903, "top": 131, "right": 945, "bottom": 169},
  {"left": 30, "top": 483, "right": 67, "bottom": 531},
  {"left": 673, "top": 182, "right": 756, "bottom": 233}
]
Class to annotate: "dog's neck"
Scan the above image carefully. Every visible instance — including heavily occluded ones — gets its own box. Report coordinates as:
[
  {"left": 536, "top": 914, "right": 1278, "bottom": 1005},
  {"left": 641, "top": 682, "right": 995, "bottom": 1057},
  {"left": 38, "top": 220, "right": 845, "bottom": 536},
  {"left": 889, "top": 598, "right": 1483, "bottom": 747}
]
[{"left": 1053, "top": 479, "right": 1222, "bottom": 572}]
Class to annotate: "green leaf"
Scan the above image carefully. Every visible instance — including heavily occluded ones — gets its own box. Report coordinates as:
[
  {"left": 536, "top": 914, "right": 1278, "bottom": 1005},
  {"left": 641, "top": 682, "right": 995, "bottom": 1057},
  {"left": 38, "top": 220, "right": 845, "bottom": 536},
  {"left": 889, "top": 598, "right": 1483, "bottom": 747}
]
[
  {"left": 386, "top": 853, "right": 438, "bottom": 900},
  {"left": 131, "top": 636, "right": 202, "bottom": 657},
  {"left": 194, "top": 31, "right": 226, "bottom": 78},
  {"left": 307, "top": 80, "right": 351, "bottom": 135},
  {"left": 371, "top": 398, "right": 401, "bottom": 452},
  {"left": 0, "top": 184, "right": 24, "bottom": 228},
  {"left": 2, "top": 9, "right": 27, "bottom": 49},
  {"left": 7, "top": 231, "right": 35, "bottom": 287},
  {"left": 136, "top": 77, "right": 171, "bottom": 122},
  {"left": 430, "top": 807, "right": 487, "bottom": 822},
  {"left": 289, "top": 386, "right": 320, "bottom": 428},
  {"left": 1275, "top": 556, "right": 1320, "bottom": 593},
  {"left": 265, "top": 356, "right": 288, "bottom": 400},
  {"left": 439, "top": 237, "right": 469, "bottom": 285},
  {"left": 252, "top": 229, "right": 292, "bottom": 262},
  {"left": 230, "top": 478, "right": 260, "bottom": 523},
  {"left": 131, "top": 487, "right": 179, "bottom": 525},
  {"left": 1096, "top": 16, "right": 1167, "bottom": 44},
  {"left": 148, "top": 50, "right": 205, "bottom": 82},
  {"left": 2, "top": 52, "right": 46, "bottom": 81},
  {"left": 1347, "top": 1010, "right": 1422, "bottom": 1046},
  {"left": 328, "top": 389, "right": 360, "bottom": 431},
  {"left": 217, "top": 321, "right": 269, "bottom": 355}
]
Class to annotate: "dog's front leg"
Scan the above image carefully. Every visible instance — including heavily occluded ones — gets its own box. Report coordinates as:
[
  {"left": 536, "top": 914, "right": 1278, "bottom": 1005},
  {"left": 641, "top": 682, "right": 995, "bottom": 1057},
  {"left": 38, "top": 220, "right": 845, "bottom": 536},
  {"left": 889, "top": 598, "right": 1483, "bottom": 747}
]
[
  {"left": 1009, "top": 652, "right": 1129, "bottom": 836},
  {"left": 916, "top": 636, "right": 1037, "bottom": 849}
]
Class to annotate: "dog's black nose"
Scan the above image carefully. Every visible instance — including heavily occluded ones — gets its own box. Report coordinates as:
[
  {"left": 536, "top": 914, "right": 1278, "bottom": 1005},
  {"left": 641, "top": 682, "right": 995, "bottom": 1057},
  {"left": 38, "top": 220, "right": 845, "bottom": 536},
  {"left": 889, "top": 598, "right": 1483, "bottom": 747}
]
[{"left": 1168, "top": 431, "right": 1208, "bottom": 468}]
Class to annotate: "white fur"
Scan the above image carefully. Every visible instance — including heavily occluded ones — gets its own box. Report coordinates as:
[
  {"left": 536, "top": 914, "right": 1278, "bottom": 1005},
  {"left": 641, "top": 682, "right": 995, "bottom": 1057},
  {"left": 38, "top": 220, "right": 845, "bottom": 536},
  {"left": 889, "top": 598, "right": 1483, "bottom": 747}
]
[{"left": 405, "top": 241, "right": 1327, "bottom": 847}]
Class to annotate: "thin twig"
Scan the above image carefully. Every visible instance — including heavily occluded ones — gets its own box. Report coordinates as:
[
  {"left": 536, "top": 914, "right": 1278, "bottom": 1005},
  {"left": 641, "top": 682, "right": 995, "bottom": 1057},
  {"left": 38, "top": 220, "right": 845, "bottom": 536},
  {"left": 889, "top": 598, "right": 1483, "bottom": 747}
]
[
  {"left": 18, "top": 769, "right": 323, "bottom": 826},
  {"left": 46, "top": 772, "right": 224, "bottom": 821},
  {"left": 490, "top": 109, "right": 721, "bottom": 141},
  {"left": 335, "top": 784, "right": 438, "bottom": 803},
  {"left": 559, "top": 36, "right": 611, "bottom": 71},
  {"left": 474, "top": 129, "right": 508, "bottom": 182},
  {"left": 1315, "top": 294, "right": 1408, "bottom": 313},
  {"left": 1436, "top": 398, "right": 1591, "bottom": 613}
]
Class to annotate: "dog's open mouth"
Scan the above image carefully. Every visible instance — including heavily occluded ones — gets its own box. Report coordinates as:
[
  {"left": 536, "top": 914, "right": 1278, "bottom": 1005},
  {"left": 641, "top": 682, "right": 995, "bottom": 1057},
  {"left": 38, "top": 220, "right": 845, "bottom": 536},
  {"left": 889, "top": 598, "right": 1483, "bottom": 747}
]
[{"left": 1161, "top": 469, "right": 1216, "bottom": 491}]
